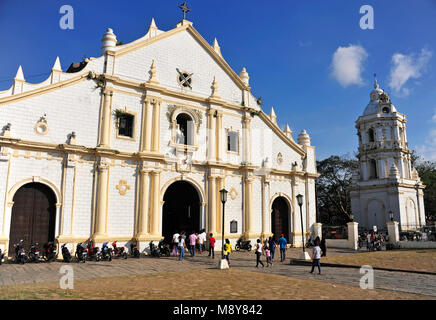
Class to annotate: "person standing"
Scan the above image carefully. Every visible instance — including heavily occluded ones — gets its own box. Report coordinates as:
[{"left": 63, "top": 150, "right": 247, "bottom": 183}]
[
  {"left": 208, "top": 233, "right": 215, "bottom": 259},
  {"left": 224, "top": 238, "right": 233, "bottom": 266},
  {"left": 320, "top": 238, "right": 327, "bottom": 257},
  {"left": 278, "top": 234, "right": 287, "bottom": 262},
  {"left": 172, "top": 231, "right": 180, "bottom": 255},
  {"left": 188, "top": 231, "right": 197, "bottom": 257},
  {"left": 366, "top": 232, "right": 371, "bottom": 251},
  {"left": 268, "top": 237, "right": 276, "bottom": 261},
  {"left": 265, "top": 246, "right": 272, "bottom": 267},
  {"left": 198, "top": 229, "right": 206, "bottom": 254},
  {"left": 255, "top": 239, "right": 264, "bottom": 268},
  {"left": 310, "top": 238, "right": 322, "bottom": 274},
  {"left": 178, "top": 233, "right": 186, "bottom": 261}
]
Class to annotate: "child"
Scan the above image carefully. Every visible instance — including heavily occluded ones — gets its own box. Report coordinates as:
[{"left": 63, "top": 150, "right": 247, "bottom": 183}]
[
  {"left": 224, "top": 238, "right": 232, "bottom": 265},
  {"left": 265, "top": 246, "right": 272, "bottom": 267}
]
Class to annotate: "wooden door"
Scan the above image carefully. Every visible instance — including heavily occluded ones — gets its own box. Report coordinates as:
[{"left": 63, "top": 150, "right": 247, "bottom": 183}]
[{"left": 8, "top": 183, "right": 56, "bottom": 255}]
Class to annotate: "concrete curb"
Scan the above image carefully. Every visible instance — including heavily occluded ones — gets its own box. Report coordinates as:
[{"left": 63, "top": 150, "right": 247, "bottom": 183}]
[{"left": 289, "top": 259, "right": 436, "bottom": 276}]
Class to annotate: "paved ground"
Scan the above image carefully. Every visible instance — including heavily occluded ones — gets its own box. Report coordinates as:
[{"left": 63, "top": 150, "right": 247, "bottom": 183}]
[{"left": 1, "top": 248, "right": 435, "bottom": 298}]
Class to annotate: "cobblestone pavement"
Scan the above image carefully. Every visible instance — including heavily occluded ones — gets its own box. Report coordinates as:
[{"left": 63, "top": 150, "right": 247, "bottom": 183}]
[{"left": 1, "top": 248, "right": 435, "bottom": 298}]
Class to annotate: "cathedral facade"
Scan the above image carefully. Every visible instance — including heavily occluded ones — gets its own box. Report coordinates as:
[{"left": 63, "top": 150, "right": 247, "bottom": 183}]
[
  {"left": 0, "top": 18, "right": 318, "bottom": 255},
  {"left": 350, "top": 77, "right": 426, "bottom": 230}
]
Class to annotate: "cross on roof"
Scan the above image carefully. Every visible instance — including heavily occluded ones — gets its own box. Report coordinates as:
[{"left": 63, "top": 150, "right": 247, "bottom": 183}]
[{"left": 178, "top": 2, "right": 190, "bottom": 20}]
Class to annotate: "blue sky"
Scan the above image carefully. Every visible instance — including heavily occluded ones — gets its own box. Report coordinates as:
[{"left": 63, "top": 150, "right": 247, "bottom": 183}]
[{"left": 1, "top": 0, "right": 435, "bottom": 161}]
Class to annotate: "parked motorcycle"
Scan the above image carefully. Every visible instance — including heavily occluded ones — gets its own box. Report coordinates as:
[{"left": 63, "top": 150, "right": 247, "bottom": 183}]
[
  {"left": 86, "top": 241, "right": 101, "bottom": 261},
  {"left": 158, "top": 240, "right": 170, "bottom": 257},
  {"left": 14, "top": 240, "right": 27, "bottom": 264},
  {"left": 100, "top": 242, "right": 112, "bottom": 261},
  {"left": 112, "top": 241, "right": 127, "bottom": 259},
  {"left": 75, "top": 242, "right": 87, "bottom": 263},
  {"left": 149, "top": 241, "right": 160, "bottom": 257},
  {"left": 235, "top": 237, "right": 252, "bottom": 251},
  {"left": 0, "top": 248, "right": 4, "bottom": 265},
  {"left": 43, "top": 241, "right": 57, "bottom": 262},
  {"left": 130, "top": 242, "right": 140, "bottom": 258},
  {"left": 28, "top": 243, "right": 41, "bottom": 263},
  {"left": 61, "top": 243, "right": 72, "bottom": 262}
]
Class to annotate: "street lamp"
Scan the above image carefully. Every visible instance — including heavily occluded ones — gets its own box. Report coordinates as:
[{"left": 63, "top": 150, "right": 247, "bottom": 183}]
[
  {"left": 296, "top": 194, "right": 306, "bottom": 254},
  {"left": 389, "top": 210, "right": 394, "bottom": 222},
  {"left": 350, "top": 213, "right": 354, "bottom": 222},
  {"left": 220, "top": 188, "right": 228, "bottom": 259}
]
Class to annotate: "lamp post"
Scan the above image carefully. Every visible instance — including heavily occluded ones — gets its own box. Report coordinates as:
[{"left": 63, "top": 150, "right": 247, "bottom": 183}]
[
  {"left": 296, "top": 194, "right": 306, "bottom": 254},
  {"left": 389, "top": 210, "right": 394, "bottom": 222},
  {"left": 350, "top": 213, "right": 354, "bottom": 222},
  {"left": 220, "top": 188, "right": 228, "bottom": 259}
]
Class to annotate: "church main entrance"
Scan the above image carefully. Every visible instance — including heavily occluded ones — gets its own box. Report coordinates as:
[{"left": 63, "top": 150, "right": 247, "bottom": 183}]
[
  {"left": 162, "top": 181, "right": 201, "bottom": 243},
  {"left": 271, "top": 197, "right": 290, "bottom": 242},
  {"left": 8, "top": 183, "right": 57, "bottom": 256}
]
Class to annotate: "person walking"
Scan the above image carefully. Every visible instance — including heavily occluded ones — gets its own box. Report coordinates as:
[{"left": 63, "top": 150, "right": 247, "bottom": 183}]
[
  {"left": 208, "top": 233, "right": 215, "bottom": 259},
  {"left": 278, "top": 234, "right": 287, "bottom": 262},
  {"left": 178, "top": 233, "right": 186, "bottom": 261},
  {"left": 366, "top": 232, "right": 371, "bottom": 251},
  {"left": 310, "top": 238, "right": 322, "bottom": 274},
  {"left": 223, "top": 238, "right": 233, "bottom": 266},
  {"left": 188, "top": 231, "right": 197, "bottom": 257},
  {"left": 172, "top": 231, "right": 180, "bottom": 255},
  {"left": 265, "top": 246, "right": 272, "bottom": 267},
  {"left": 268, "top": 236, "right": 276, "bottom": 261},
  {"left": 198, "top": 229, "right": 206, "bottom": 254},
  {"left": 320, "top": 238, "right": 327, "bottom": 257},
  {"left": 255, "top": 239, "right": 264, "bottom": 268}
]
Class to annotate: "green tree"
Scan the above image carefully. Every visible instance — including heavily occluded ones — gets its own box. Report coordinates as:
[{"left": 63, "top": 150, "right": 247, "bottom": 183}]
[
  {"left": 315, "top": 155, "right": 359, "bottom": 225},
  {"left": 415, "top": 160, "right": 436, "bottom": 222}
]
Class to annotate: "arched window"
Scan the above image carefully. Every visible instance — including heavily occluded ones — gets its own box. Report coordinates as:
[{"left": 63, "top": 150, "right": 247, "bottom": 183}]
[
  {"left": 176, "top": 113, "right": 194, "bottom": 145},
  {"left": 368, "top": 128, "right": 375, "bottom": 142}
]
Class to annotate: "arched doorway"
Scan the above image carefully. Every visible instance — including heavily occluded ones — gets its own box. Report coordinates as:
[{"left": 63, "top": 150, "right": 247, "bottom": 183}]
[
  {"left": 162, "top": 181, "right": 200, "bottom": 243},
  {"left": 8, "top": 182, "right": 57, "bottom": 255},
  {"left": 271, "top": 197, "right": 290, "bottom": 242}
]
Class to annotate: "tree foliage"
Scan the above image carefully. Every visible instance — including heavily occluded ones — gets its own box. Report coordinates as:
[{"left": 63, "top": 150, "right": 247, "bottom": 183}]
[
  {"left": 415, "top": 160, "right": 436, "bottom": 222},
  {"left": 315, "top": 155, "right": 359, "bottom": 225}
]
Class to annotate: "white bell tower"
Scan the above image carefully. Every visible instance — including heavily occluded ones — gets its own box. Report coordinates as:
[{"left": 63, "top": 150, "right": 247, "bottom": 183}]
[{"left": 350, "top": 75, "right": 426, "bottom": 230}]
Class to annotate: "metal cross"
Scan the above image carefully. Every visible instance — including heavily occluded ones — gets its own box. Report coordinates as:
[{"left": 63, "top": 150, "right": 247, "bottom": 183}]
[
  {"left": 176, "top": 68, "right": 193, "bottom": 89},
  {"left": 178, "top": 2, "right": 190, "bottom": 20}
]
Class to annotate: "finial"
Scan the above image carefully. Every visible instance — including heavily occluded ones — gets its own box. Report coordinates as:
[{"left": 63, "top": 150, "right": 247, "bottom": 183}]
[
  {"left": 148, "top": 59, "right": 159, "bottom": 84},
  {"left": 213, "top": 38, "right": 222, "bottom": 57},
  {"left": 15, "top": 65, "right": 25, "bottom": 81},
  {"left": 210, "top": 76, "right": 220, "bottom": 98},
  {"left": 52, "top": 56, "right": 62, "bottom": 72},
  {"left": 239, "top": 67, "right": 249, "bottom": 86},
  {"left": 374, "top": 73, "right": 379, "bottom": 89},
  {"left": 146, "top": 18, "right": 158, "bottom": 38},
  {"left": 269, "top": 107, "right": 277, "bottom": 124}
]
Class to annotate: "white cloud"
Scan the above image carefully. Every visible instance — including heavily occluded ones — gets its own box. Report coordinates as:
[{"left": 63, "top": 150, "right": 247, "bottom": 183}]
[
  {"left": 432, "top": 109, "right": 436, "bottom": 123},
  {"left": 416, "top": 129, "right": 436, "bottom": 161},
  {"left": 331, "top": 44, "right": 368, "bottom": 87},
  {"left": 388, "top": 48, "right": 432, "bottom": 96}
]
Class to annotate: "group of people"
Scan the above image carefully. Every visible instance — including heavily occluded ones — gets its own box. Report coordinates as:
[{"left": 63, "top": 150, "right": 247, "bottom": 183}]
[
  {"left": 168, "top": 230, "right": 327, "bottom": 275},
  {"left": 365, "top": 231, "right": 384, "bottom": 251}
]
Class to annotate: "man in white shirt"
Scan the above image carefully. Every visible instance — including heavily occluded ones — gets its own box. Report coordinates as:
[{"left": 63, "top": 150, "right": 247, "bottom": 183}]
[
  {"left": 310, "top": 239, "right": 322, "bottom": 275},
  {"left": 172, "top": 232, "right": 180, "bottom": 252},
  {"left": 198, "top": 229, "right": 206, "bottom": 254}
]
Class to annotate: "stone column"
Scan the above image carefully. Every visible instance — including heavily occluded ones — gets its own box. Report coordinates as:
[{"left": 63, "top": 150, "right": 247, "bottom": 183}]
[
  {"left": 207, "top": 176, "right": 217, "bottom": 235},
  {"left": 141, "top": 100, "right": 153, "bottom": 152},
  {"left": 150, "top": 170, "right": 161, "bottom": 236},
  {"left": 151, "top": 100, "right": 161, "bottom": 152},
  {"left": 216, "top": 112, "right": 223, "bottom": 162},
  {"left": 347, "top": 222, "right": 359, "bottom": 250},
  {"left": 207, "top": 109, "right": 216, "bottom": 162},
  {"left": 216, "top": 176, "right": 223, "bottom": 236},
  {"left": 98, "top": 90, "right": 113, "bottom": 148},
  {"left": 242, "top": 115, "right": 251, "bottom": 164},
  {"left": 387, "top": 221, "right": 399, "bottom": 244},
  {"left": 244, "top": 175, "right": 254, "bottom": 238},
  {"left": 200, "top": 202, "right": 207, "bottom": 230},
  {"left": 93, "top": 162, "right": 109, "bottom": 240},
  {"left": 136, "top": 169, "right": 150, "bottom": 239}
]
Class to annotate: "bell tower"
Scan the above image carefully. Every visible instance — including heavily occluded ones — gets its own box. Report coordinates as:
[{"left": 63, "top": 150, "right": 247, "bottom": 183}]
[{"left": 350, "top": 75, "right": 426, "bottom": 230}]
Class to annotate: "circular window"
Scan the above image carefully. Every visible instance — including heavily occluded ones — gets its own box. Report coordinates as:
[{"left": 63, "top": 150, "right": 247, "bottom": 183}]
[
  {"left": 177, "top": 70, "right": 193, "bottom": 88},
  {"left": 382, "top": 107, "right": 390, "bottom": 114},
  {"left": 35, "top": 122, "right": 49, "bottom": 135}
]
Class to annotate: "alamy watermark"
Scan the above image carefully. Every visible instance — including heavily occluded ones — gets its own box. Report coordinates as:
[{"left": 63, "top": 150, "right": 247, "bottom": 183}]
[
  {"left": 359, "top": 5, "right": 374, "bottom": 30},
  {"left": 359, "top": 265, "right": 374, "bottom": 289},
  {"left": 59, "top": 265, "right": 74, "bottom": 289},
  {"left": 59, "top": 5, "right": 74, "bottom": 30}
]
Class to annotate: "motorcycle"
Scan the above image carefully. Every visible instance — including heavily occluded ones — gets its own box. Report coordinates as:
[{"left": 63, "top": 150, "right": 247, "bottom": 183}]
[
  {"left": 112, "top": 241, "right": 127, "bottom": 259},
  {"left": 158, "top": 240, "right": 170, "bottom": 257},
  {"left": 100, "top": 242, "right": 112, "bottom": 261},
  {"left": 61, "top": 244, "right": 72, "bottom": 262},
  {"left": 14, "top": 240, "right": 27, "bottom": 264},
  {"left": 75, "top": 242, "right": 87, "bottom": 263},
  {"left": 0, "top": 248, "right": 4, "bottom": 265},
  {"left": 86, "top": 241, "right": 101, "bottom": 261},
  {"left": 235, "top": 237, "right": 252, "bottom": 251},
  {"left": 149, "top": 241, "right": 160, "bottom": 258},
  {"left": 28, "top": 243, "right": 41, "bottom": 263},
  {"left": 43, "top": 242, "right": 57, "bottom": 262},
  {"left": 130, "top": 243, "right": 140, "bottom": 258}
]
